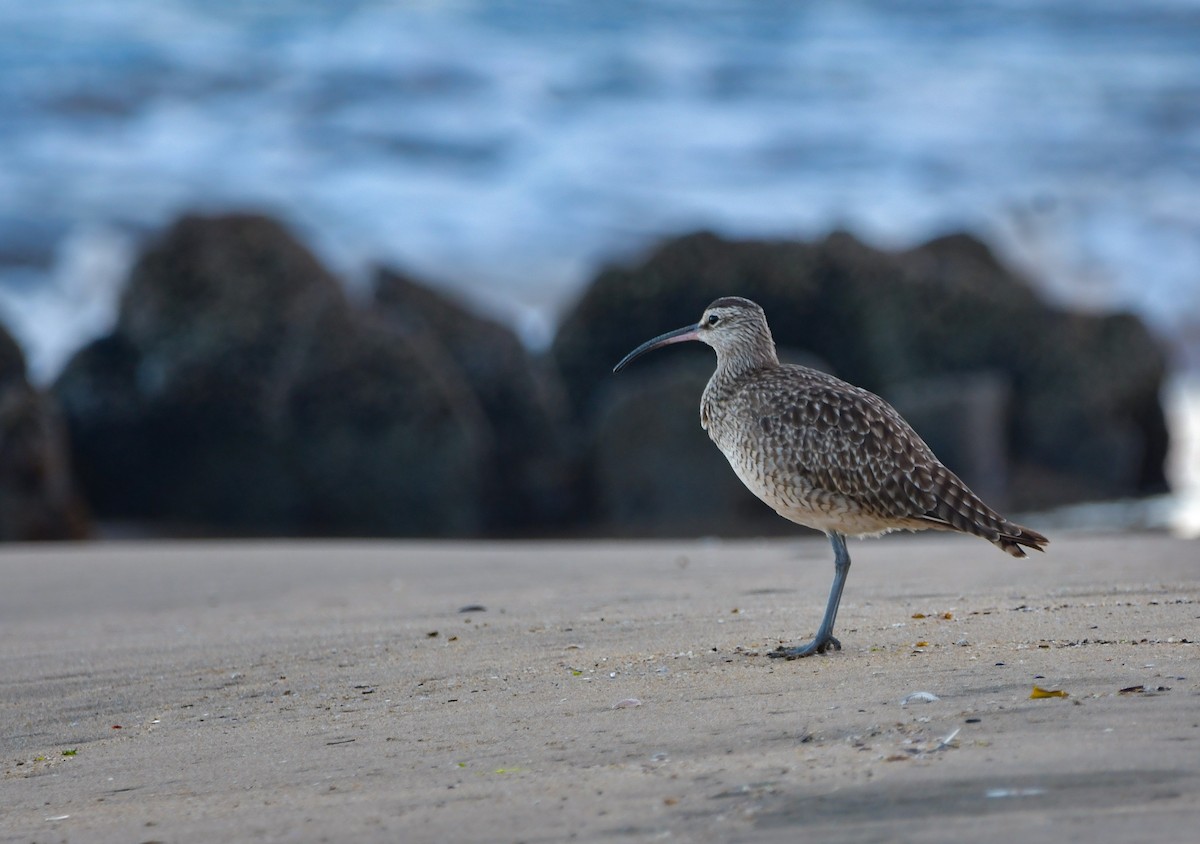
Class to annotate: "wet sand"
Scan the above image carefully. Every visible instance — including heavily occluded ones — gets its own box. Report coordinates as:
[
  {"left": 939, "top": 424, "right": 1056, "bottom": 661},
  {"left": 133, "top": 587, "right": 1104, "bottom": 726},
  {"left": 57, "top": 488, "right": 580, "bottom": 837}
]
[{"left": 1, "top": 534, "right": 1197, "bottom": 842}]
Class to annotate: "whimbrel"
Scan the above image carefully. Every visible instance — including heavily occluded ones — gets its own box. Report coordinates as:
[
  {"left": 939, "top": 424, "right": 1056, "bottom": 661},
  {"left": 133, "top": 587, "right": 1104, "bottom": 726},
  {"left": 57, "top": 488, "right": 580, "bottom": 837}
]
[{"left": 613, "top": 296, "right": 1048, "bottom": 658}]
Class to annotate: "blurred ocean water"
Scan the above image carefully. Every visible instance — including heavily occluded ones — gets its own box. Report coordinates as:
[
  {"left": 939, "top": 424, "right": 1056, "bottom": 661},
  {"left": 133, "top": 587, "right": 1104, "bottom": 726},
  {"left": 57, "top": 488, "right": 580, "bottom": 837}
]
[{"left": 1, "top": 0, "right": 1199, "bottom": 383}]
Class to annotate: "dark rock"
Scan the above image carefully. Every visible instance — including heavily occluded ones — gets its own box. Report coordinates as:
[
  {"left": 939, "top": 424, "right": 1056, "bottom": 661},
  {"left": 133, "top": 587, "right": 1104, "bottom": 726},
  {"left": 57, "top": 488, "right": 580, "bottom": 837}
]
[
  {"left": 278, "top": 305, "right": 490, "bottom": 536},
  {"left": 0, "top": 321, "right": 89, "bottom": 540},
  {"left": 55, "top": 213, "right": 491, "bottom": 535},
  {"left": 553, "top": 230, "right": 1170, "bottom": 533},
  {"left": 373, "top": 269, "right": 577, "bottom": 532},
  {"left": 50, "top": 334, "right": 153, "bottom": 519}
]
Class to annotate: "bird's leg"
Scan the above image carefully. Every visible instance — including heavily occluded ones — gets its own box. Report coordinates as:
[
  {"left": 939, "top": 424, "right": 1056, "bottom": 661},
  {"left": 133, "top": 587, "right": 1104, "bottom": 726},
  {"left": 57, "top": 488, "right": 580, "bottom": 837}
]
[{"left": 769, "top": 532, "right": 850, "bottom": 659}]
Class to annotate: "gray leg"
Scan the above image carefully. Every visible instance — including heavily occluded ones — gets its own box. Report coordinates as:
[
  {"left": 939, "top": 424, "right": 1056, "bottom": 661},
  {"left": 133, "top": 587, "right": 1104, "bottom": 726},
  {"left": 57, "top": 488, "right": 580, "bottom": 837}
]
[{"left": 769, "top": 532, "right": 850, "bottom": 659}]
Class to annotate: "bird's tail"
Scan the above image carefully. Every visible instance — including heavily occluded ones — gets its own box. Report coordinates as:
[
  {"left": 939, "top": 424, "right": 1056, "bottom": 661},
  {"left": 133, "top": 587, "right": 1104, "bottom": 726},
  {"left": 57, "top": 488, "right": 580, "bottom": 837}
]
[
  {"left": 991, "top": 522, "right": 1049, "bottom": 558},
  {"left": 921, "top": 466, "right": 1048, "bottom": 558}
]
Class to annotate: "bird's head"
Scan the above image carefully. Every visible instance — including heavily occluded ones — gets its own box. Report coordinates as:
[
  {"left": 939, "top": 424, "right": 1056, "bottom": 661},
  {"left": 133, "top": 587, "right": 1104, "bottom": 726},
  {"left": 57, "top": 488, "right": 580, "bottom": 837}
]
[{"left": 613, "top": 296, "right": 778, "bottom": 374}]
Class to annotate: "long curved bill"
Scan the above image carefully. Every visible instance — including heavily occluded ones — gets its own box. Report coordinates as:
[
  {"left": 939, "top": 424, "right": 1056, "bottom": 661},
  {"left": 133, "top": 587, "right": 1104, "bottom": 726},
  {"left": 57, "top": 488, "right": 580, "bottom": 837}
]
[{"left": 612, "top": 323, "right": 701, "bottom": 373}]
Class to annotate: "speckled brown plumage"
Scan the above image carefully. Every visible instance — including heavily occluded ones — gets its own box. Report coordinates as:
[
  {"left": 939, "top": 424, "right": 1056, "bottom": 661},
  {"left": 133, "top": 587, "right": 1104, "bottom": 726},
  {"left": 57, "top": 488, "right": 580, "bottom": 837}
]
[
  {"left": 703, "top": 360, "right": 1046, "bottom": 556},
  {"left": 614, "top": 295, "right": 1048, "bottom": 658}
]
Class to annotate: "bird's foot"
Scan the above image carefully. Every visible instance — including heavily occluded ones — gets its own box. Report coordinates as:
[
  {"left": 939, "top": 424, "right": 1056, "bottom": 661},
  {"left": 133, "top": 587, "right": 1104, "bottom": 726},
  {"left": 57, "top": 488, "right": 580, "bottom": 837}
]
[{"left": 768, "top": 635, "right": 841, "bottom": 660}]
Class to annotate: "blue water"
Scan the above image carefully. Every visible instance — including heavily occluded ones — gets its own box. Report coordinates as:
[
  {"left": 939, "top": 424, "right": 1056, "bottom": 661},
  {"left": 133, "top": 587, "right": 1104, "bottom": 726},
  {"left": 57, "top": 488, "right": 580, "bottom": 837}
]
[{"left": 2, "top": 0, "right": 1200, "bottom": 380}]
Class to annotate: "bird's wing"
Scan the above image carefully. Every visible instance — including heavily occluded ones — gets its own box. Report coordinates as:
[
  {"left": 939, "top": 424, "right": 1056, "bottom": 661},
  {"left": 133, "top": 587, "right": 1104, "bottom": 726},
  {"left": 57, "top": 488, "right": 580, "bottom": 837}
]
[
  {"left": 744, "top": 376, "right": 944, "bottom": 521},
  {"left": 737, "top": 367, "right": 1046, "bottom": 554}
]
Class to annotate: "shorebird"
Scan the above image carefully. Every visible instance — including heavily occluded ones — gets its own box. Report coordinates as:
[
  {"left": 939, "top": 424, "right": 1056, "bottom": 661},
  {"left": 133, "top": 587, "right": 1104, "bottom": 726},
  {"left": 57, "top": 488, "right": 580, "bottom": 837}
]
[{"left": 613, "top": 296, "right": 1048, "bottom": 658}]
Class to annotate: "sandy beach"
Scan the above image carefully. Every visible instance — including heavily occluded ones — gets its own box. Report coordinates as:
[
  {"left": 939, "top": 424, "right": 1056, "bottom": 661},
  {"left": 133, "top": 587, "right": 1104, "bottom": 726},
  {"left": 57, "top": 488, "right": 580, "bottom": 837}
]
[{"left": 1, "top": 533, "right": 1197, "bottom": 842}]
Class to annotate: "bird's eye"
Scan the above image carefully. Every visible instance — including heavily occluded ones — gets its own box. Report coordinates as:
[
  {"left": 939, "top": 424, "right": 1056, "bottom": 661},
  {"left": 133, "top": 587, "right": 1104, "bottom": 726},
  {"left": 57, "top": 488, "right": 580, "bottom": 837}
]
[{"left": 706, "top": 314, "right": 720, "bottom": 326}]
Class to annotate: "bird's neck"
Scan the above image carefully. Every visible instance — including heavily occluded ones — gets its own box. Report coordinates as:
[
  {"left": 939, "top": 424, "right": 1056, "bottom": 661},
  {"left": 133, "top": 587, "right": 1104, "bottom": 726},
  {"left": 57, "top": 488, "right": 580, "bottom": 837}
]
[
  {"left": 702, "top": 344, "right": 777, "bottom": 435},
  {"left": 713, "top": 342, "right": 779, "bottom": 382}
]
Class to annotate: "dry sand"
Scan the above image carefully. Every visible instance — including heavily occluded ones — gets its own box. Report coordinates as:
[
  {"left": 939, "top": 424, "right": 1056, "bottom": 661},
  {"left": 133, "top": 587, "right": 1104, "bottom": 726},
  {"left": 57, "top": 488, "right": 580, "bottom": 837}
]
[{"left": 1, "top": 533, "right": 1197, "bottom": 843}]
